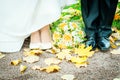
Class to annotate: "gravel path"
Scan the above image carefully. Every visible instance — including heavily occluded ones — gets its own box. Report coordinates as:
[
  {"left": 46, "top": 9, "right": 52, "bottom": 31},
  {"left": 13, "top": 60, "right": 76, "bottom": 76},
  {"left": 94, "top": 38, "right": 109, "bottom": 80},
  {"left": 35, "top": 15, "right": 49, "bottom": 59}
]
[{"left": 0, "top": 38, "right": 120, "bottom": 80}]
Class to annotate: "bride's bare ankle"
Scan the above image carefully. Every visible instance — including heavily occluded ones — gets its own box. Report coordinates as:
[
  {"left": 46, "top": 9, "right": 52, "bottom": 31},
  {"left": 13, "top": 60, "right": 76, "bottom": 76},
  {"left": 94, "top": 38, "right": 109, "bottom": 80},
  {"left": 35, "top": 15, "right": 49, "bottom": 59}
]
[
  {"left": 30, "top": 31, "right": 41, "bottom": 43},
  {"left": 40, "top": 25, "right": 52, "bottom": 43}
]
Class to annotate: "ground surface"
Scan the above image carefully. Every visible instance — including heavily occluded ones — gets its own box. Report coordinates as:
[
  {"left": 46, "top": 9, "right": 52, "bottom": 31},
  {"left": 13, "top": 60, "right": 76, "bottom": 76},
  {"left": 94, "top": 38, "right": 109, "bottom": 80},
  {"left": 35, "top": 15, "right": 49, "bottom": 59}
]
[{"left": 0, "top": 38, "right": 120, "bottom": 80}]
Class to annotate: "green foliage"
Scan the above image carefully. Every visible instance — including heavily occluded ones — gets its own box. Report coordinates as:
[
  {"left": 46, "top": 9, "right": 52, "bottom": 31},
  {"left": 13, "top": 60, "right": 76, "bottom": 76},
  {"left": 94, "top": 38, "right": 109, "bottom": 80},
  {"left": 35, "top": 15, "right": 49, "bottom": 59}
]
[
  {"left": 112, "top": 2, "right": 120, "bottom": 30},
  {"left": 51, "top": 2, "right": 84, "bottom": 33}
]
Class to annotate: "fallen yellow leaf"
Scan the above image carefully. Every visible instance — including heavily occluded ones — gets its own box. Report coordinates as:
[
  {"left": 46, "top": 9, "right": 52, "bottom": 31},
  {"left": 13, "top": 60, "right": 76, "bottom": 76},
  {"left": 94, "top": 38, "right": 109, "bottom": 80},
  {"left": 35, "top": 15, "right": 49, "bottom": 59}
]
[
  {"left": 46, "top": 49, "right": 57, "bottom": 54},
  {"left": 23, "top": 49, "right": 43, "bottom": 56},
  {"left": 44, "top": 58, "right": 61, "bottom": 65},
  {"left": 23, "top": 48, "right": 30, "bottom": 52},
  {"left": 23, "top": 55, "right": 39, "bottom": 63},
  {"left": 116, "top": 42, "right": 120, "bottom": 46},
  {"left": 11, "top": 59, "right": 22, "bottom": 66},
  {"left": 110, "top": 41, "right": 117, "bottom": 49},
  {"left": 113, "top": 78, "right": 120, "bottom": 80},
  {"left": 20, "top": 65, "right": 27, "bottom": 74},
  {"left": 40, "top": 65, "right": 60, "bottom": 73},
  {"left": 70, "top": 56, "right": 87, "bottom": 64},
  {"left": 75, "top": 45, "right": 94, "bottom": 57},
  {"left": 111, "top": 48, "right": 120, "bottom": 54},
  {"left": 31, "top": 65, "right": 41, "bottom": 70},
  {"left": 61, "top": 74, "right": 75, "bottom": 80},
  {"left": 0, "top": 52, "right": 5, "bottom": 59},
  {"left": 56, "top": 52, "right": 72, "bottom": 60},
  {"left": 75, "top": 62, "right": 88, "bottom": 68}
]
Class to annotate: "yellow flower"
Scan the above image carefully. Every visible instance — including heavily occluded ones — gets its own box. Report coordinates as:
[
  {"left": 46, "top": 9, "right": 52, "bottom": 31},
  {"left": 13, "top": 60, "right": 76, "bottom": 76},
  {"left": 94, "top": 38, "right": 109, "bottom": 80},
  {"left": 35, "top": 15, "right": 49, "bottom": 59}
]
[
  {"left": 71, "top": 22, "right": 78, "bottom": 29},
  {"left": 78, "top": 30, "right": 84, "bottom": 35},
  {"left": 63, "top": 33, "right": 72, "bottom": 42},
  {"left": 53, "top": 32, "right": 61, "bottom": 41},
  {"left": 58, "top": 43, "right": 67, "bottom": 49},
  {"left": 59, "top": 23, "right": 67, "bottom": 30}
]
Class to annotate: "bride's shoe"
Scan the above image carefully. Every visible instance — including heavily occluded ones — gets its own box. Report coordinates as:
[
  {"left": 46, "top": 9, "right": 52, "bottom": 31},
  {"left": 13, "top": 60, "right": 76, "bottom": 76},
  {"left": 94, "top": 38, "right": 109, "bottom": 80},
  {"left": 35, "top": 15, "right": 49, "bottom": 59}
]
[
  {"left": 29, "top": 43, "right": 41, "bottom": 49},
  {"left": 40, "top": 43, "right": 52, "bottom": 50}
]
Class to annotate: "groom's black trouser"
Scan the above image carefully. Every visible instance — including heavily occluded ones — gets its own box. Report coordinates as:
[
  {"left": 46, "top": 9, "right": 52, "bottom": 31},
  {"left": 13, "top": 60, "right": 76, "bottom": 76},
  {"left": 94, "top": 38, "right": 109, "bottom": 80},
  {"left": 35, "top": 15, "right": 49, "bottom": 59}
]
[{"left": 81, "top": 0, "right": 118, "bottom": 38}]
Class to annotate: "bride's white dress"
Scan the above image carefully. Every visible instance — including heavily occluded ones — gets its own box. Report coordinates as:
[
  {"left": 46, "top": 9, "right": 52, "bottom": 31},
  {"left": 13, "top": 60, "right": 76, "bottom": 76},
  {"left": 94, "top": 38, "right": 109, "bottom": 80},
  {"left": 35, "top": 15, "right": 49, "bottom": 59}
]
[{"left": 0, "top": 0, "right": 77, "bottom": 52}]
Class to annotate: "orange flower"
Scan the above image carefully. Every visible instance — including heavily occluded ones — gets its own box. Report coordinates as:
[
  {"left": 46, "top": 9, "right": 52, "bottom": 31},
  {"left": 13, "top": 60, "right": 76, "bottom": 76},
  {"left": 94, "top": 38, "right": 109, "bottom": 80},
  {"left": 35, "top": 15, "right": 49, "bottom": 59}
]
[
  {"left": 63, "top": 34, "right": 72, "bottom": 42},
  {"left": 53, "top": 32, "right": 61, "bottom": 41},
  {"left": 114, "top": 14, "right": 120, "bottom": 20}
]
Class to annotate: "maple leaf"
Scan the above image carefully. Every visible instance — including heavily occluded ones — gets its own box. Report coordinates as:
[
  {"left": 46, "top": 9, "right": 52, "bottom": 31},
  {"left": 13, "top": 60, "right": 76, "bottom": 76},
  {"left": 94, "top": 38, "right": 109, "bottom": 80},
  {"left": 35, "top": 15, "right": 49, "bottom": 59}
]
[
  {"left": 61, "top": 74, "right": 75, "bottom": 80},
  {"left": 23, "top": 49, "right": 43, "bottom": 56},
  {"left": 75, "top": 44, "right": 94, "bottom": 57},
  {"left": 46, "top": 47, "right": 60, "bottom": 54},
  {"left": 0, "top": 52, "right": 5, "bottom": 59},
  {"left": 56, "top": 52, "right": 72, "bottom": 60},
  {"left": 31, "top": 65, "right": 41, "bottom": 70},
  {"left": 20, "top": 65, "right": 27, "bottom": 74},
  {"left": 40, "top": 65, "right": 60, "bottom": 73},
  {"left": 70, "top": 56, "right": 87, "bottom": 64},
  {"left": 44, "top": 58, "right": 61, "bottom": 65},
  {"left": 23, "top": 48, "right": 30, "bottom": 52},
  {"left": 113, "top": 78, "right": 120, "bottom": 80},
  {"left": 74, "top": 62, "right": 88, "bottom": 68},
  {"left": 116, "top": 42, "right": 120, "bottom": 46},
  {"left": 11, "top": 59, "right": 22, "bottom": 66},
  {"left": 110, "top": 41, "right": 117, "bottom": 49},
  {"left": 23, "top": 55, "right": 39, "bottom": 63},
  {"left": 111, "top": 48, "right": 120, "bottom": 54}
]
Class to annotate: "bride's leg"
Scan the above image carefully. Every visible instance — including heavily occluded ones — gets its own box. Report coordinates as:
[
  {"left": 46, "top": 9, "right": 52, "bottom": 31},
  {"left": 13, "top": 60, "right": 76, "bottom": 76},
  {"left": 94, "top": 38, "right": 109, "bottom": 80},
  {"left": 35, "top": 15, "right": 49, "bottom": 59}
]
[
  {"left": 40, "top": 25, "right": 51, "bottom": 43},
  {"left": 40, "top": 25, "right": 52, "bottom": 49},
  {"left": 29, "top": 30, "right": 41, "bottom": 49}
]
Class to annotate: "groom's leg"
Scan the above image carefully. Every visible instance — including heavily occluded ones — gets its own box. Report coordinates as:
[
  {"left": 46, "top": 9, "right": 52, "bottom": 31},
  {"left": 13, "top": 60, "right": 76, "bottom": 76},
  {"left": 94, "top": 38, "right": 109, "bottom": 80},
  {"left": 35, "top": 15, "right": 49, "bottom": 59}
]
[
  {"left": 97, "top": 0, "right": 118, "bottom": 51},
  {"left": 81, "top": 0, "right": 99, "bottom": 38},
  {"left": 81, "top": 0, "right": 99, "bottom": 49},
  {"left": 99, "top": 0, "right": 118, "bottom": 38}
]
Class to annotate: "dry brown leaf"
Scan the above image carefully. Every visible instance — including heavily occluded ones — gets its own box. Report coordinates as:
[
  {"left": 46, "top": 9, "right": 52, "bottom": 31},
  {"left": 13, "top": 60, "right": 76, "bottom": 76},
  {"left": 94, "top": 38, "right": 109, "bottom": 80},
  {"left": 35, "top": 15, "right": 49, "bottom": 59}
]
[
  {"left": 44, "top": 58, "right": 61, "bottom": 65},
  {"left": 0, "top": 52, "right": 5, "bottom": 59},
  {"left": 11, "top": 59, "right": 22, "bottom": 66},
  {"left": 111, "top": 48, "right": 120, "bottom": 54},
  {"left": 20, "top": 65, "right": 27, "bottom": 74},
  {"left": 40, "top": 65, "right": 60, "bottom": 73},
  {"left": 61, "top": 74, "right": 75, "bottom": 80},
  {"left": 23, "top": 55, "right": 39, "bottom": 63}
]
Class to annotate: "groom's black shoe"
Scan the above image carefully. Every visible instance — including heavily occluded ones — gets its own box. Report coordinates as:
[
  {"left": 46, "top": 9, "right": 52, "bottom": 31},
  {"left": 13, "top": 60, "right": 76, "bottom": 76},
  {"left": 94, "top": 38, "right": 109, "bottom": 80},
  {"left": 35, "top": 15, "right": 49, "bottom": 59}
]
[
  {"left": 86, "top": 37, "right": 96, "bottom": 50},
  {"left": 97, "top": 37, "right": 110, "bottom": 51}
]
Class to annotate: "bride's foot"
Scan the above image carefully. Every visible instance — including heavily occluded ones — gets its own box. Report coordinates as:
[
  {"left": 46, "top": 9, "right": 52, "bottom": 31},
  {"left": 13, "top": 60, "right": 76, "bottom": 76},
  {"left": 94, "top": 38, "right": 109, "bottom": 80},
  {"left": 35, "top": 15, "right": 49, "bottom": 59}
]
[
  {"left": 40, "top": 42, "right": 52, "bottom": 50},
  {"left": 40, "top": 25, "right": 52, "bottom": 49},
  {"left": 30, "top": 31, "right": 41, "bottom": 49}
]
